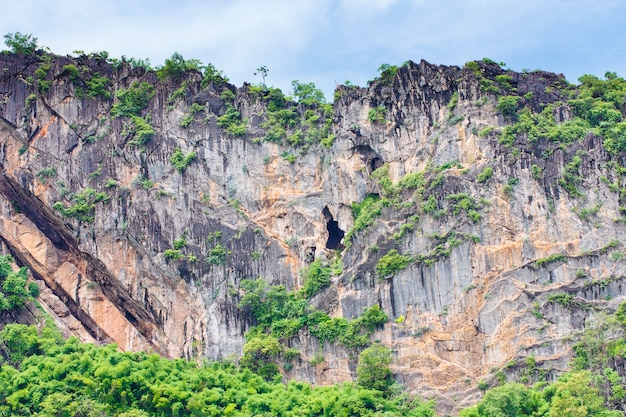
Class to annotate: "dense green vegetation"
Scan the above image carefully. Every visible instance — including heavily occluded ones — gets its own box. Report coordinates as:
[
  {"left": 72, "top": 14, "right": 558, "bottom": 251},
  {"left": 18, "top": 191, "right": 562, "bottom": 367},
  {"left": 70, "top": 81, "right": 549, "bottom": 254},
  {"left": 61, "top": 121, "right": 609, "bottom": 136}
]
[
  {"left": 3, "top": 303, "right": 626, "bottom": 416},
  {"left": 53, "top": 188, "right": 110, "bottom": 223},
  {"left": 247, "top": 81, "right": 334, "bottom": 151},
  {"left": 0, "top": 321, "right": 436, "bottom": 417},
  {"left": 237, "top": 277, "right": 388, "bottom": 376},
  {"left": 169, "top": 148, "right": 196, "bottom": 174},
  {"left": 0, "top": 255, "right": 37, "bottom": 312}
]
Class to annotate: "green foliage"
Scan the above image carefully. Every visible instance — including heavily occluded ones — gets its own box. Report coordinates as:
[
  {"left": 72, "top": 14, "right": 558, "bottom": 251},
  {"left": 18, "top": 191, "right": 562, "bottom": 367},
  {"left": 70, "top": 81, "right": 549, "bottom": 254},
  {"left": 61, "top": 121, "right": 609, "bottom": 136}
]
[
  {"left": 157, "top": 52, "right": 201, "bottom": 80},
  {"left": 217, "top": 104, "right": 247, "bottom": 136},
  {"left": 368, "top": 105, "right": 387, "bottom": 124},
  {"left": 206, "top": 243, "right": 227, "bottom": 265},
  {"left": 132, "top": 176, "right": 153, "bottom": 190},
  {"left": 35, "top": 63, "right": 51, "bottom": 93},
  {"left": 414, "top": 231, "right": 469, "bottom": 266},
  {"left": 478, "top": 126, "right": 495, "bottom": 137},
  {"left": 357, "top": 344, "right": 393, "bottom": 392},
  {"left": 111, "top": 82, "right": 155, "bottom": 117},
  {"left": 249, "top": 84, "right": 333, "bottom": 149},
  {"left": 36, "top": 166, "right": 57, "bottom": 183},
  {"left": 238, "top": 277, "right": 387, "bottom": 353},
  {"left": 531, "top": 164, "right": 543, "bottom": 180},
  {"left": 62, "top": 64, "right": 80, "bottom": 83},
  {"left": 170, "top": 148, "right": 196, "bottom": 173},
  {"left": 446, "top": 193, "right": 484, "bottom": 223},
  {"left": 476, "top": 167, "right": 493, "bottom": 183},
  {"left": 535, "top": 254, "right": 568, "bottom": 268},
  {"left": 53, "top": 188, "right": 109, "bottom": 222},
  {"left": 3, "top": 32, "right": 38, "bottom": 55},
  {"left": 127, "top": 116, "right": 155, "bottom": 147},
  {"left": 576, "top": 202, "right": 602, "bottom": 221},
  {"left": 300, "top": 259, "right": 332, "bottom": 298},
  {"left": 167, "top": 81, "right": 188, "bottom": 104},
  {"left": 398, "top": 171, "right": 426, "bottom": 191},
  {"left": 375, "top": 63, "right": 399, "bottom": 85},
  {"left": 85, "top": 73, "right": 111, "bottom": 98},
  {"left": 0, "top": 255, "right": 32, "bottom": 312},
  {"left": 163, "top": 249, "right": 184, "bottom": 261},
  {"left": 493, "top": 71, "right": 626, "bottom": 155},
  {"left": 447, "top": 91, "right": 459, "bottom": 110},
  {"left": 173, "top": 235, "right": 187, "bottom": 250},
  {"left": 376, "top": 249, "right": 412, "bottom": 279},
  {"left": 371, "top": 164, "right": 399, "bottom": 199},
  {"left": 281, "top": 151, "right": 297, "bottom": 163},
  {"left": 495, "top": 74, "right": 513, "bottom": 89},
  {"left": 547, "top": 293, "right": 575, "bottom": 308},
  {"left": 291, "top": 80, "right": 326, "bottom": 105},
  {"left": 0, "top": 319, "right": 436, "bottom": 416},
  {"left": 460, "top": 383, "right": 548, "bottom": 417},
  {"left": 345, "top": 194, "right": 383, "bottom": 245},
  {"left": 559, "top": 155, "right": 584, "bottom": 197},
  {"left": 241, "top": 333, "right": 282, "bottom": 380},
  {"left": 496, "top": 95, "right": 521, "bottom": 117},
  {"left": 201, "top": 63, "right": 229, "bottom": 88}
]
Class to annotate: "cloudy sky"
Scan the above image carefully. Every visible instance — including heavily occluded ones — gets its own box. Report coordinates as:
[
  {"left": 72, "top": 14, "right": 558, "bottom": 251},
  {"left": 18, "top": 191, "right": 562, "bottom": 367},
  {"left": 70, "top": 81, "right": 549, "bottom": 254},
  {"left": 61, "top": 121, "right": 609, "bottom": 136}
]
[{"left": 2, "top": 0, "right": 625, "bottom": 99}]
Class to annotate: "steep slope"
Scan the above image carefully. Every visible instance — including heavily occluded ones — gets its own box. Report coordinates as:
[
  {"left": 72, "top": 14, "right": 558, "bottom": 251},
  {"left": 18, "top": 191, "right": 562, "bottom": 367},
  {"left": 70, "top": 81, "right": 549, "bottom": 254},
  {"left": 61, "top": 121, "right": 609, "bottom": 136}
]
[{"left": 1, "top": 51, "right": 626, "bottom": 413}]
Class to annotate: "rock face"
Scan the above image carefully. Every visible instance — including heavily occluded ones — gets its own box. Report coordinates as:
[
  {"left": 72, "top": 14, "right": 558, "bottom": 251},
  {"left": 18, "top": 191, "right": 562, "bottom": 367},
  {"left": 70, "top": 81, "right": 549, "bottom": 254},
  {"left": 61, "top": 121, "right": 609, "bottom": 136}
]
[{"left": 1, "top": 52, "right": 626, "bottom": 414}]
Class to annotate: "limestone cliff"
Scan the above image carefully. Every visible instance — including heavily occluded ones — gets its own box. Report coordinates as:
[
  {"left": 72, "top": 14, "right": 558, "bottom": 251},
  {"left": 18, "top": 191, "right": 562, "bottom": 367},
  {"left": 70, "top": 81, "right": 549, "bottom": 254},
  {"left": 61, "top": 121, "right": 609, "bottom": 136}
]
[{"left": 1, "top": 51, "right": 626, "bottom": 414}]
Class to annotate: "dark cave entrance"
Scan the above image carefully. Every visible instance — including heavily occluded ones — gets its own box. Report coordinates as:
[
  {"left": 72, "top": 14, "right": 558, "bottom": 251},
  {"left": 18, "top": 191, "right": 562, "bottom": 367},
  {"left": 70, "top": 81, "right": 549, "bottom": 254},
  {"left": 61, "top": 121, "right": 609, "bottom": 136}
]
[
  {"left": 322, "top": 206, "right": 345, "bottom": 250},
  {"left": 370, "top": 157, "right": 384, "bottom": 173}
]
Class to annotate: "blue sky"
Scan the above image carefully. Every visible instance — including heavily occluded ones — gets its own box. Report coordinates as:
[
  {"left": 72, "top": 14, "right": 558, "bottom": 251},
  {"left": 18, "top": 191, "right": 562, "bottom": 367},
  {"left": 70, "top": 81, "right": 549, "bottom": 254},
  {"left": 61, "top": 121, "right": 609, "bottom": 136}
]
[{"left": 2, "top": 0, "right": 626, "bottom": 100}]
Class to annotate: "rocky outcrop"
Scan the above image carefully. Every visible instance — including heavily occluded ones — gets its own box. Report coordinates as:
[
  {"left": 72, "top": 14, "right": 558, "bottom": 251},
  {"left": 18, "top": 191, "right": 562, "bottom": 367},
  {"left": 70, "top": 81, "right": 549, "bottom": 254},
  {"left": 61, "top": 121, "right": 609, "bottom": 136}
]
[{"left": 1, "top": 52, "right": 626, "bottom": 414}]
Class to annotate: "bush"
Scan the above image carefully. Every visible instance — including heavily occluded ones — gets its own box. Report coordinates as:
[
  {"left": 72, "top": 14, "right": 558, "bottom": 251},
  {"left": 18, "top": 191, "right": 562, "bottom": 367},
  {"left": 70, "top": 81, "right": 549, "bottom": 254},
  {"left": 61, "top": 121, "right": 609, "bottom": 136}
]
[
  {"left": 206, "top": 243, "right": 227, "bottom": 265},
  {"left": 291, "top": 80, "right": 326, "bottom": 105},
  {"left": 3, "top": 32, "right": 38, "bottom": 55},
  {"left": 111, "top": 82, "right": 155, "bottom": 117},
  {"left": 0, "top": 255, "right": 31, "bottom": 311},
  {"left": 217, "top": 104, "right": 247, "bottom": 136},
  {"left": 86, "top": 73, "right": 110, "bottom": 98},
  {"left": 170, "top": 148, "right": 196, "bottom": 173},
  {"left": 128, "top": 116, "right": 154, "bottom": 147},
  {"left": 535, "top": 254, "right": 567, "bottom": 268},
  {"left": 368, "top": 105, "right": 386, "bottom": 124},
  {"left": 357, "top": 344, "right": 393, "bottom": 392},
  {"left": 476, "top": 167, "right": 493, "bottom": 183},
  {"left": 496, "top": 95, "right": 521, "bottom": 117},
  {"left": 53, "top": 188, "right": 109, "bottom": 223},
  {"left": 376, "top": 249, "right": 412, "bottom": 279},
  {"left": 157, "top": 52, "right": 201, "bottom": 80},
  {"left": 201, "top": 63, "right": 229, "bottom": 88},
  {"left": 300, "top": 259, "right": 332, "bottom": 298}
]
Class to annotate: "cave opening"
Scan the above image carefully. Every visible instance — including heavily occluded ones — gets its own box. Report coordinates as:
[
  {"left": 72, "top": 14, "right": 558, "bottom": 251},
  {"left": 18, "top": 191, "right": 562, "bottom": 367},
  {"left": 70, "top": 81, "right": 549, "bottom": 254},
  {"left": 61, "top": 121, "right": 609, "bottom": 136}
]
[
  {"left": 322, "top": 206, "right": 345, "bottom": 250},
  {"left": 370, "top": 157, "right": 383, "bottom": 173}
]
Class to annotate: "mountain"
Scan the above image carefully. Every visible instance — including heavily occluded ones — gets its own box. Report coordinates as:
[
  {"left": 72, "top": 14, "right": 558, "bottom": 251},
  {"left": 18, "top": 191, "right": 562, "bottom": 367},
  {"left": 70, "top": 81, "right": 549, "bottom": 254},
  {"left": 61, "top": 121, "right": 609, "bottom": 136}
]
[{"left": 1, "top": 47, "right": 626, "bottom": 414}]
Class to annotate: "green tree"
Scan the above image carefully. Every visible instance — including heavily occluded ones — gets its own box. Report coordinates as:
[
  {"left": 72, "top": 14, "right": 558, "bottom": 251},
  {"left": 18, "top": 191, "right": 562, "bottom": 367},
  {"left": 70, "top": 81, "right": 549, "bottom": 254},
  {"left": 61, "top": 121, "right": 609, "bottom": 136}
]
[
  {"left": 3, "top": 32, "right": 38, "bottom": 55},
  {"left": 496, "top": 95, "right": 521, "bottom": 117},
  {"left": 548, "top": 371, "right": 619, "bottom": 417},
  {"left": 0, "top": 255, "right": 31, "bottom": 311},
  {"left": 291, "top": 80, "right": 326, "bottom": 105},
  {"left": 241, "top": 333, "right": 282, "bottom": 380},
  {"left": 356, "top": 344, "right": 393, "bottom": 392},
  {"left": 255, "top": 66, "right": 269, "bottom": 85},
  {"left": 460, "top": 383, "right": 548, "bottom": 417},
  {"left": 157, "top": 52, "right": 202, "bottom": 80}
]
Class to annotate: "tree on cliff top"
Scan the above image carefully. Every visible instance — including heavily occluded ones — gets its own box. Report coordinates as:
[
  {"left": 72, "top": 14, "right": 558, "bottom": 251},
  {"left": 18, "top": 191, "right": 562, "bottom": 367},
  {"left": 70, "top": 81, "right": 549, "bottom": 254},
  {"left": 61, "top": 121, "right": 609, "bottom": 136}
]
[{"left": 3, "top": 32, "right": 38, "bottom": 55}]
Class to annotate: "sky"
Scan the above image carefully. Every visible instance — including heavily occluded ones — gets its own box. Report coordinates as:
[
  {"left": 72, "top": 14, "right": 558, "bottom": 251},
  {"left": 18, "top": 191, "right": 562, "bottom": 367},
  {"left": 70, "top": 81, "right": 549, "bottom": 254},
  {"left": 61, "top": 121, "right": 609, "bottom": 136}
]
[{"left": 2, "top": 0, "right": 626, "bottom": 100}]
